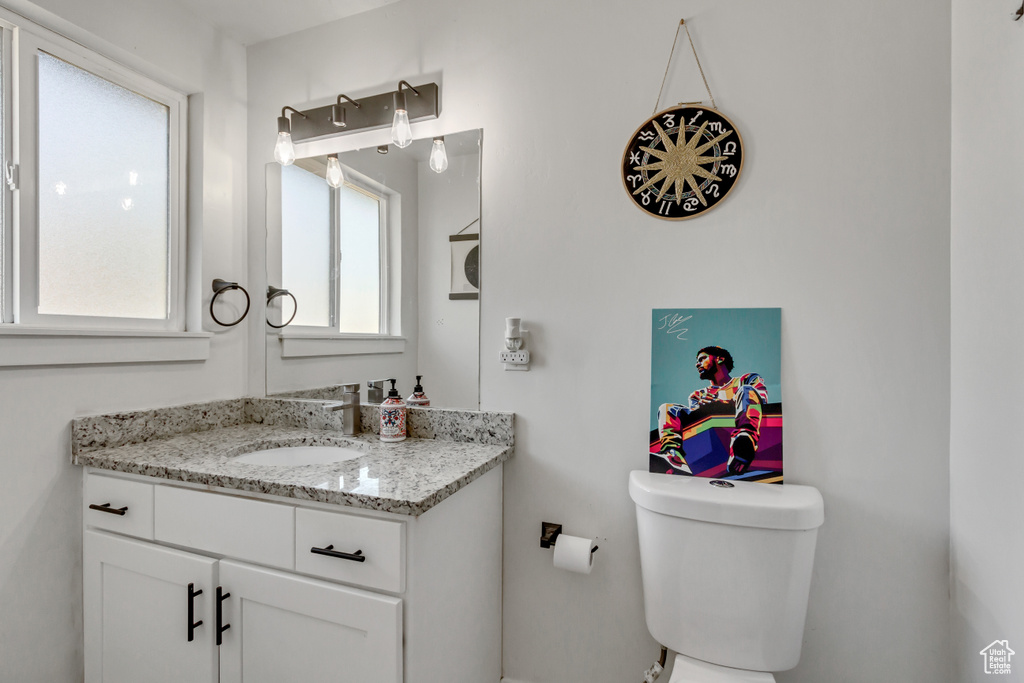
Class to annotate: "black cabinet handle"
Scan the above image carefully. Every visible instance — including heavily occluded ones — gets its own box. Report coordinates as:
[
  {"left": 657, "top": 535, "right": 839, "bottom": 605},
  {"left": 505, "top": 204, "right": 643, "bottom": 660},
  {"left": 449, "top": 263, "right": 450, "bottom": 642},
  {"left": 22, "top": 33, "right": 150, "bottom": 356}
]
[
  {"left": 216, "top": 586, "right": 231, "bottom": 646},
  {"left": 310, "top": 545, "right": 366, "bottom": 563},
  {"left": 187, "top": 583, "right": 203, "bottom": 642},
  {"left": 88, "top": 503, "right": 128, "bottom": 516}
]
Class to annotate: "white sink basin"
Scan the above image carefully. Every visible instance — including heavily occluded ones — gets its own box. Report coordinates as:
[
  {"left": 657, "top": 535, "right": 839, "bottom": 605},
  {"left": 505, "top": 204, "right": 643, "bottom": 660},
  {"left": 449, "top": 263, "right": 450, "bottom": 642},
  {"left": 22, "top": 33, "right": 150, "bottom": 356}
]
[{"left": 233, "top": 445, "right": 365, "bottom": 466}]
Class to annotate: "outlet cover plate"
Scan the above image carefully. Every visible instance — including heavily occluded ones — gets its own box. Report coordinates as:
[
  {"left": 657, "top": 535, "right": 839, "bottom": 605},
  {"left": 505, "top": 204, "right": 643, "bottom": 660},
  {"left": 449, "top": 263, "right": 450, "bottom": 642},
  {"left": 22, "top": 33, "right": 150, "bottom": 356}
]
[{"left": 500, "top": 349, "right": 530, "bottom": 370}]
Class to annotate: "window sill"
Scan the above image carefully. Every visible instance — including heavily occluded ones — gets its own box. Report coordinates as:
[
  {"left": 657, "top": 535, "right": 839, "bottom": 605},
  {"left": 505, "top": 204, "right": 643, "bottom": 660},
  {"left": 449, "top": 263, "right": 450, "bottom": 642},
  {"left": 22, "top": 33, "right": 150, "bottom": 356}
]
[
  {"left": 0, "top": 327, "right": 211, "bottom": 367},
  {"left": 276, "top": 332, "right": 407, "bottom": 358}
]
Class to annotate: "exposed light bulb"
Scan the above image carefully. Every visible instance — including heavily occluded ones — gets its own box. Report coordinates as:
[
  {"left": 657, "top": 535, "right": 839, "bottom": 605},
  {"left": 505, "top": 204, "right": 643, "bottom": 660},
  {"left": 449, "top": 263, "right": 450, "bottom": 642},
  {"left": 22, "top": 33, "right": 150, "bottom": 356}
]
[
  {"left": 391, "top": 109, "right": 412, "bottom": 148},
  {"left": 128, "top": 170, "right": 138, "bottom": 186},
  {"left": 429, "top": 137, "right": 448, "bottom": 173},
  {"left": 121, "top": 197, "right": 134, "bottom": 211},
  {"left": 54, "top": 181, "right": 67, "bottom": 195},
  {"left": 274, "top": 131, "right": 296, "bottom": 165},
  {"left": 326, "top": 155, "right": 344, "bottom": 188}
]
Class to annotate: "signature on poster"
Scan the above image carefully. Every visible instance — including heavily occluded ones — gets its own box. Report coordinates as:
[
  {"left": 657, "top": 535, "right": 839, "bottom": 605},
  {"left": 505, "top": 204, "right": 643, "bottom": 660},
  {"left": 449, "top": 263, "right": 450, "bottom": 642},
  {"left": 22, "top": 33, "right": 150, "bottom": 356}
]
[{"left": 656, "top": 313, "right": 693, "bottom": 340}]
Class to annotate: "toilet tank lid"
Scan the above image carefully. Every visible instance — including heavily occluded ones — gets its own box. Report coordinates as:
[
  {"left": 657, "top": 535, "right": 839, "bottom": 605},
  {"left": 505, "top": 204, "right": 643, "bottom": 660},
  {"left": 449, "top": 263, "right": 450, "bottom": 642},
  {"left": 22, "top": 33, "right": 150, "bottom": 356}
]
[{"left": 629, "top": 471, "right": 824, "bottom": 531}]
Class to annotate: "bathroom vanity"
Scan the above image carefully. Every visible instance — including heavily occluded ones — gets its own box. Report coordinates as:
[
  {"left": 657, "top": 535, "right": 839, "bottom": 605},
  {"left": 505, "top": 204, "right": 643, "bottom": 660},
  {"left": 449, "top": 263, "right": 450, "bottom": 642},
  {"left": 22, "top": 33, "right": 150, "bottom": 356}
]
[{"left": 73, "top": 398, "right": 513, "bottom": 683}]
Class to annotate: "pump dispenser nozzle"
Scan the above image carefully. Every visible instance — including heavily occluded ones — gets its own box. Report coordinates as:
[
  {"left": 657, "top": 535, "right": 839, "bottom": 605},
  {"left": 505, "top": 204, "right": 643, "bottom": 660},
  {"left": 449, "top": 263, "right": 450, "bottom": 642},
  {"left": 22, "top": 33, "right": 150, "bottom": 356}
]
[
  {"left": 407, "top": 375, "right": 430, "bottom": 407},
  {"left": 387, "top": 378, "right": 399, "bottom": 398}
]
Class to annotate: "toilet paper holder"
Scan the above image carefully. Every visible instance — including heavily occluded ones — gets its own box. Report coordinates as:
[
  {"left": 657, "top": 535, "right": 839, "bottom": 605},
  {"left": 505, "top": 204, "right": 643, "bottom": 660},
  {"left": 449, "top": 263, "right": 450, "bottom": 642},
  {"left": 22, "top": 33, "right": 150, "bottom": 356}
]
[{"left": 540, "top": 521, "right": 599, "bottom": 553}]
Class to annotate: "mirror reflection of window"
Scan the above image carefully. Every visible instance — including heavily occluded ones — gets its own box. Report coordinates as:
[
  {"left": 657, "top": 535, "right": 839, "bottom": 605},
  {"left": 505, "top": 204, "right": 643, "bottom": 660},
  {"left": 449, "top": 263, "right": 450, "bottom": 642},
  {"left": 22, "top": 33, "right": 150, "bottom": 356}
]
[
  {"left": 281, "top": 165, "right": 387, "bottom": 334},
  {"left": 281, "top": 164, "right": 331, "bottom": 327},
  {"left": 338, "top": 183, "right": 383, "bottom": 334}
]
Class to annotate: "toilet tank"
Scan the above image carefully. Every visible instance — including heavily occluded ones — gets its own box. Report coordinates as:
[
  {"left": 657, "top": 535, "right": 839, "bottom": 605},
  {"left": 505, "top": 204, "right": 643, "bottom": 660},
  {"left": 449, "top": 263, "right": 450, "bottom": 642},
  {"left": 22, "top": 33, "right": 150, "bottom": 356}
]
[{"left": 629, "top": 472, "right": 824, "bottom": 673}]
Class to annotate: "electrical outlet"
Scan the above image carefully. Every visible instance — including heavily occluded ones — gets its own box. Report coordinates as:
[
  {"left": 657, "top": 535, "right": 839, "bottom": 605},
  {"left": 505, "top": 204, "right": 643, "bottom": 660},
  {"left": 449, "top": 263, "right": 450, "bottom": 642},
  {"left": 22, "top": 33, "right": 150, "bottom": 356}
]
[
  {"left": 499, "top": 350, "right": 530, "bottom": 364},
  {"left": 499, "top": 350, "right": 530, "bottom": 371}
]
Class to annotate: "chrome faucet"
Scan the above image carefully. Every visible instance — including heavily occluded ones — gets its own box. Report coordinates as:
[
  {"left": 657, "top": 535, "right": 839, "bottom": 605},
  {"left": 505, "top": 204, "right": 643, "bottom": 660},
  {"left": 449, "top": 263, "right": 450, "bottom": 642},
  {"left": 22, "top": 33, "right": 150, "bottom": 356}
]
[
  {"left": 366, "top": 379, "right": 387, "bottom": 404},
  {"left": 328, "top": 383, "right": 360, "bottom": 435}
]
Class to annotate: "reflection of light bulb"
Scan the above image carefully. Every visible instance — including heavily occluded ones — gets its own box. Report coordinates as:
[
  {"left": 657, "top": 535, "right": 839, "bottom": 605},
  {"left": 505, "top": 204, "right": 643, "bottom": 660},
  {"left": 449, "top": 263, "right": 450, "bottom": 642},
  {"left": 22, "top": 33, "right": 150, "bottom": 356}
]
[
  {"left": 326, "top": 155, "right": 344, "bottom": 188},
  {"left": 121, "top": 197, "right": 134, "bottom": 211},
  {"left": 274, "top": 131, "right": 296, "bottom": 165},
  {"left": 429, "top": 137, "right": 448, "bottom": 173},
  {"left": 54, "top": 181, "right": 67, "bottom": 195},
  {"left": 128, "top": 170, "right": 138, "bottom": 186},
  {"left": 391, "top": 109, "right": 412, "bottom": 148}
]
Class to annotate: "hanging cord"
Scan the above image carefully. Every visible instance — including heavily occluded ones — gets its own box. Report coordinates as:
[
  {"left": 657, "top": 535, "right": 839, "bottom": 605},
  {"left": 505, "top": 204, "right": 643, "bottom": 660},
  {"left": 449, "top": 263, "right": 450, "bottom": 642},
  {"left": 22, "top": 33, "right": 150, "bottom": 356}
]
[
  {"left": 455, "top": 217, "right": 479, "bottom": 235},
  {"left": 653, "top": 18, "right": 717, "bottom": 114}
]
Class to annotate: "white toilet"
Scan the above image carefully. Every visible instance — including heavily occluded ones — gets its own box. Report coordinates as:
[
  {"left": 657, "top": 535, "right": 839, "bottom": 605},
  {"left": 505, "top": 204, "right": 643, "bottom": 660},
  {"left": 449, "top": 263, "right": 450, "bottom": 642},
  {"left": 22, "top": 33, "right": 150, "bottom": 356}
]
[{"left": 629, "top": 471, "right": 824, "bottom": 682}]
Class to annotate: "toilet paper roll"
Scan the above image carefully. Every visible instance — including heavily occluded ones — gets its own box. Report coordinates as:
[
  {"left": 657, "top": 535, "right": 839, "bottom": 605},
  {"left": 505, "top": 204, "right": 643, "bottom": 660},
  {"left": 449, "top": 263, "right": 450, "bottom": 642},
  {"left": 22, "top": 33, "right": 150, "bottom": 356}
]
[{"left": 552, "top": 534, "right": 596, "bottom": 574}]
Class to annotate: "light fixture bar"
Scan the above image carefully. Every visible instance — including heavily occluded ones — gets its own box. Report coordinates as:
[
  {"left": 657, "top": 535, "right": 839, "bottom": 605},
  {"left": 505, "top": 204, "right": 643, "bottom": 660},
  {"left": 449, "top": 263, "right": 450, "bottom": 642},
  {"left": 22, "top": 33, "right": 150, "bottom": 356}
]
[{"left": 290, "top": 82, "right": 440, "bottom": 143}]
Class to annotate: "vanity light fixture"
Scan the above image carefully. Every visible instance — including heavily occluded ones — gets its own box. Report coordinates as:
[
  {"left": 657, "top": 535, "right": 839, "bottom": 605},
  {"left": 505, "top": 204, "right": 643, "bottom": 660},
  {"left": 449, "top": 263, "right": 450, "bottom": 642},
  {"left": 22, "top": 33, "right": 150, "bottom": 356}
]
[
  {"left": 279, "top": 81, "right": 439, "bottom": 147},
  {"left": 391, "top": 80, "right": 418, "bottom": 148},
  {"left": 274, "top": 106, "right": 308, "bottom": 166},
  {"left": 331, "top": 94, "right": 360, "bottom": 128},
  {"left": 429, "top": 136, "right": 448, "bottom": 173},
  {"left": 326, "top": 154, "right": 344, "bottom": 189}
]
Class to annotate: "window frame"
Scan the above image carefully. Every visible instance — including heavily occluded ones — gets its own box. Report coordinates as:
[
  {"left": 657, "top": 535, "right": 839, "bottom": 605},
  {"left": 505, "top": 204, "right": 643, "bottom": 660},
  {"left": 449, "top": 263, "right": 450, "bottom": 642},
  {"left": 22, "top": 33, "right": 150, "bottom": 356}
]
[
  {"left": 0, "top": 18, "right": 14, "bottom": 324},
  {"left": 12, "top": 28, "right": 188, "bottom": 330},
  {"left": 0, "top": 10, "right": 208, "bottom": 367},
  {"left": 272, "top": 161, "right": 404, "bottom": 359},
  {"left": 277, "top": 163, "right": 394, "bottom": 336}
]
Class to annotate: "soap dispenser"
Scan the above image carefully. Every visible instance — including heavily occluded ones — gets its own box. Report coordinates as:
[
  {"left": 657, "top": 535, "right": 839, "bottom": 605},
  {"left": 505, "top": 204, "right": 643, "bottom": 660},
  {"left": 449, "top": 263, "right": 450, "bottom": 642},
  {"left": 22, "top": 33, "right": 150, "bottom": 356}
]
[
  {"left": 406, "top": 375, "right": 430, "bottom": 407},
  {"left": 379, "top": 379, "right": 407, "bottom": 442}
]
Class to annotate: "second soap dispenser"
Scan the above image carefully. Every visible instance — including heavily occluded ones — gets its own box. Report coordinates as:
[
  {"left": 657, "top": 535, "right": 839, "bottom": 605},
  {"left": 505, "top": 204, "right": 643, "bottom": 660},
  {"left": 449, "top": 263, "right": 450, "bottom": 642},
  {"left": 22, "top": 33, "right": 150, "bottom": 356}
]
[
  {"left": 406, "top": 375, "right": 430, "bottom": 407},
  {"left": 379, "top": 378, "right": 407, "bottom": 442}
]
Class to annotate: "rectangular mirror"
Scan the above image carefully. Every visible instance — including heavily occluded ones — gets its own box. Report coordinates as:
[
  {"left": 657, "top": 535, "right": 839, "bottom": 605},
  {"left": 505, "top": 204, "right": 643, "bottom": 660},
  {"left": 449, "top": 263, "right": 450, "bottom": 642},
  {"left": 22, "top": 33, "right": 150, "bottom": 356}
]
[{"left": 266, "top": 129, "right": 481, "bottom": 410}]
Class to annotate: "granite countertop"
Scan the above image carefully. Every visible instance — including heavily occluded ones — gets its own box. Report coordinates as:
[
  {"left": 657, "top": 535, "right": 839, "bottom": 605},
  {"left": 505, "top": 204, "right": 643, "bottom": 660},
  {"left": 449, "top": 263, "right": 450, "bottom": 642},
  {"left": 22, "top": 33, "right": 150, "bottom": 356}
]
[{"left": 72, "top": 398, "right": 514, "bottom": 516}]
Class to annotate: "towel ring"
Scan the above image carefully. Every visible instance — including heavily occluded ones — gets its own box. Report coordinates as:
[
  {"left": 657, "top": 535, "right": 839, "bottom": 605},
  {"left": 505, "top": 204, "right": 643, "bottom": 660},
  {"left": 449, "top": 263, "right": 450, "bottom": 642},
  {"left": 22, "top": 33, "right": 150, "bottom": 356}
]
[
  {"left": 267, "top": 286, "right": 297, "bottom": 328},
  {"left": 210, "top": 279, "right": 250, "bottom": 327}
]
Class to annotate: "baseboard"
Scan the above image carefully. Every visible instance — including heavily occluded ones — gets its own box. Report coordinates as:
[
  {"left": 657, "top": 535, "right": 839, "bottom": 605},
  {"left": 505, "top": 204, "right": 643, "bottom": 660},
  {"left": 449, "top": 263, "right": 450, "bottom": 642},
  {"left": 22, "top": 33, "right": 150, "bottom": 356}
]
[{"left": 500, "top": 678, "right": 533, "bottom": 683}]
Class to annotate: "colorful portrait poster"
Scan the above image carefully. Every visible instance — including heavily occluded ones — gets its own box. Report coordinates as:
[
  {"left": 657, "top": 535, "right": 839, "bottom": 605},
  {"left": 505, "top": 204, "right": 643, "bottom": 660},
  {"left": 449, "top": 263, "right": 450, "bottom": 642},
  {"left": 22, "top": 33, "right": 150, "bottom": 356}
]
[{"left": 650, "top": 308, "right": 783, "bottom": 483}]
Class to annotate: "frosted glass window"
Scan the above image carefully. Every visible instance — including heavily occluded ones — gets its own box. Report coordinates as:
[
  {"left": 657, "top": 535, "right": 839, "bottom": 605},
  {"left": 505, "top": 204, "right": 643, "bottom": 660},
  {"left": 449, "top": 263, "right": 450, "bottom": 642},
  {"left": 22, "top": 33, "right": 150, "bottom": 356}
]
[
  {"left": 338, "top": 185, "right": 381, "bottom": 334},
  {"left": 37, "top": 51, "right": 170, "bottom": 319},
  {"left": 281, "top": 165, "right": 331, "bottom": 327}
]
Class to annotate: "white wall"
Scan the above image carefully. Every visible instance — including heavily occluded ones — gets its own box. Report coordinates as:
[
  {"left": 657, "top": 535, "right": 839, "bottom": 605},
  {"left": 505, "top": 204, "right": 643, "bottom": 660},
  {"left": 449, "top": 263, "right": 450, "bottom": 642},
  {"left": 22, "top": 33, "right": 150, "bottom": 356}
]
[
  {"left": 950, "top": 4, "right": 1024, "bottom": 681},
  {"left": 0, "top": 1, "right": 248, "bottom": 680},
  {"left": 247, "top": 1, "right": 952, "bottom": 681},
  {"left": 417, "top": 150, "right": 479, "bottom": 409}
]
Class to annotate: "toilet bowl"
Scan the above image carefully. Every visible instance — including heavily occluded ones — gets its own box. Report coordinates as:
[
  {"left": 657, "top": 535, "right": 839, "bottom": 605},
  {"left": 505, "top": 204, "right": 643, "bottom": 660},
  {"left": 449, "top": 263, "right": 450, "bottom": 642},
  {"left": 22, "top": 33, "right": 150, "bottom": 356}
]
[{"left": 629, "top": 471, "right": 824, "bottom": 682}]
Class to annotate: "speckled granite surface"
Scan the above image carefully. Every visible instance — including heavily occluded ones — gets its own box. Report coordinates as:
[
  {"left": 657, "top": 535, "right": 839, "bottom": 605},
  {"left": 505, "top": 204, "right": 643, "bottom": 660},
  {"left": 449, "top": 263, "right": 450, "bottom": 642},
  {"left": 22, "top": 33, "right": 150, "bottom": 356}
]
[
  {"left": 72, "top": 399, "right": 249, "bottom": 453},
  {"left": 269, "top": 387, "right": 514, "bottom": 446},
  {"left": 359, "top": 405, "right": 514, "bottom": 445},
  {"left": 72, "top": 398, "right": 514, "bottom": 516}
]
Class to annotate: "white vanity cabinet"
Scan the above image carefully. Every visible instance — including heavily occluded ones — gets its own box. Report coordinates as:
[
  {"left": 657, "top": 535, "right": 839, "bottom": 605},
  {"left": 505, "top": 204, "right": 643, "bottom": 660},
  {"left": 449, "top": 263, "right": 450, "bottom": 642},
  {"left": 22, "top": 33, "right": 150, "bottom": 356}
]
[
  {"left": 217, "top": 560, "right": 402, "bottom": 683},
  {"left": 82, "top": 465, "right": 502, "bottom": 683},
  {"left": 83, "top": 530, "right": 219, "bottom": 683}
]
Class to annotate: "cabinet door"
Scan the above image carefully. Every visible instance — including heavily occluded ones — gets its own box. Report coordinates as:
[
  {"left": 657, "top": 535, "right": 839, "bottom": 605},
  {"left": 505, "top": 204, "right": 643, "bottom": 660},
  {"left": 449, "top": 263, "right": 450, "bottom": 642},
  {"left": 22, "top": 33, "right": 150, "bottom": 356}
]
[
  {"left": 84, "top": 530, "right": 218, "bottom": 683},
  {"left": 218, "top": 560, "right": 402, "bottom": 683}
]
